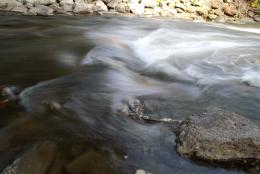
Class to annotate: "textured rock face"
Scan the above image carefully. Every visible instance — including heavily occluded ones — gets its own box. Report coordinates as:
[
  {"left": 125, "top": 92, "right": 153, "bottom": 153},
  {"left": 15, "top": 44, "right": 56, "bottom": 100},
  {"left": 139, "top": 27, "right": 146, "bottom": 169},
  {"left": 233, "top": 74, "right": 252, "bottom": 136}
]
[{"left": 176, "top": 108, "right": 260, "bottom": 164}]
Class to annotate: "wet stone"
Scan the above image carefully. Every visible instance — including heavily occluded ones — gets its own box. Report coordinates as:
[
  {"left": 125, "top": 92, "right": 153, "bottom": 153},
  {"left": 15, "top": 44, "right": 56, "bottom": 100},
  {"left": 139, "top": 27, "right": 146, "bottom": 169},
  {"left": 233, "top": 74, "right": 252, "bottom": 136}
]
[{"left": 176, "top": 107, "right": 260, "bottom": 172}]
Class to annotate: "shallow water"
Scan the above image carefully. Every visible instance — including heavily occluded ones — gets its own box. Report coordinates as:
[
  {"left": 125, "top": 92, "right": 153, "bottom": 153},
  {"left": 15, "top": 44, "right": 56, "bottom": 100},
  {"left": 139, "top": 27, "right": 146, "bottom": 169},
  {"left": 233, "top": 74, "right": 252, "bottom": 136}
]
[{"left": 0, "top": 14, "right": 260, "bottom": 174}]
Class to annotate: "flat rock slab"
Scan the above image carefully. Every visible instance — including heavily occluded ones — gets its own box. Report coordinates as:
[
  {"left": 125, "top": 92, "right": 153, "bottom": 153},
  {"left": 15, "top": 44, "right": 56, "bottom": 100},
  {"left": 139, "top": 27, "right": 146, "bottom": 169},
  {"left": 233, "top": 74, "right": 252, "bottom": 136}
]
[{"left": 176, "top": 107, "right": 260, "bottom": 171}]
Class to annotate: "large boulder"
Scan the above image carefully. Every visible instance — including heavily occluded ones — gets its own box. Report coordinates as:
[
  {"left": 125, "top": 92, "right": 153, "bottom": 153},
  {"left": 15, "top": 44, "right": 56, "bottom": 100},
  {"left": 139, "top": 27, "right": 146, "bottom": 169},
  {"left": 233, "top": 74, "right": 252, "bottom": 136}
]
[{"left": 176, "top": 107, "right": 260, "bottom": 171}]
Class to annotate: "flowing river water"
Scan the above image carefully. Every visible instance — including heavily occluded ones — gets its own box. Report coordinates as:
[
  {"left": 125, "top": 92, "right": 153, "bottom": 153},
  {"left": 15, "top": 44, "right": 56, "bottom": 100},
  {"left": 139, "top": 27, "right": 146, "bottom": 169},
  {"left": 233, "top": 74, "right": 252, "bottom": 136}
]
[{"left": 0, "top": 13, "right": 260, "bottom": 174}]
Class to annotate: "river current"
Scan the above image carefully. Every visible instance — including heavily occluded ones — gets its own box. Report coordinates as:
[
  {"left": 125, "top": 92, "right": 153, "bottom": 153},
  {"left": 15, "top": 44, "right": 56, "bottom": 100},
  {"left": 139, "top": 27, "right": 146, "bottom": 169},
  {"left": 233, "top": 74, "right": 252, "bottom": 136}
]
[{"left": 0, "top": 14, "right": 260, "bottom": 174}]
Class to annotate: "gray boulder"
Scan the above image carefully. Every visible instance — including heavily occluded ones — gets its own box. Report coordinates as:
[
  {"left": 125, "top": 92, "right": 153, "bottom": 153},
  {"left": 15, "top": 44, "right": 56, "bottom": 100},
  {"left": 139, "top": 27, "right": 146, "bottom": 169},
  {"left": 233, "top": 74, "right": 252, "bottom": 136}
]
[{"left": 176, "top": 107, "right": 260, "bottom": 171}]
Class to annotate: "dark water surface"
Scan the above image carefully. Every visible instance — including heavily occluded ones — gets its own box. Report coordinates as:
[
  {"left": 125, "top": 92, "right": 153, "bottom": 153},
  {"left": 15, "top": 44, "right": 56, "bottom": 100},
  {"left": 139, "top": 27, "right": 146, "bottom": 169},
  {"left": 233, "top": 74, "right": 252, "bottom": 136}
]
[{"left": 0, "top": 13, "right": 260, "bottom": 174}]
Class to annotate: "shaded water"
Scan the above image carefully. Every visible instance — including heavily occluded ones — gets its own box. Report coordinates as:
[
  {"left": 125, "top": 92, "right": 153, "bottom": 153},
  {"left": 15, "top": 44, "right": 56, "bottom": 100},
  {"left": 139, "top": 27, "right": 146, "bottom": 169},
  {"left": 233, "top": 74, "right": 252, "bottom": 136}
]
[{"left": 0, "top": 13, "right": 260, "bottom": 174}]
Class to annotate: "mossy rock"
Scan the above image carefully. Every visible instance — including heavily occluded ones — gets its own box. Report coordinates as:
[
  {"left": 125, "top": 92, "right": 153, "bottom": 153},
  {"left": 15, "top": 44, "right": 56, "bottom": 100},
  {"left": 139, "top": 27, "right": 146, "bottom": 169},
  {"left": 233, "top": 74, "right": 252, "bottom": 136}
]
[{"left": 251, "top": 0, "right": 260, "bottom": 8}]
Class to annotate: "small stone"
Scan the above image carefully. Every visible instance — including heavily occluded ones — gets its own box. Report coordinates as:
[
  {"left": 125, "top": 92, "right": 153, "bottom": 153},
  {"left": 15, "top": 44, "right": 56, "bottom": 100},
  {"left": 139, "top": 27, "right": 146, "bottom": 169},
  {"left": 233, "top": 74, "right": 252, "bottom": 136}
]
[
  {"left": 195, "top": 6, "right": 208, "bottom": 17},
  {"left": 254, "top": 15, "right": 260, "bottom": 22},
  {"left": 239, "top": 17, "right": 255, "bottom": 23},
  {"left": 25, "top": 0, "right": 56, "bottom": 6},
  {"left": 207, "top": 14, "right": 217, "bottom": 20},
  {"left": 168, "top": 1, "right": 175, "bottom": 9},
  {"left": 210, "top": 0, "right": 223, "bottom": 9},
  {"left": 223, "top": 3, "right": 237, "bottom": 16},
  {"left": 74, "top": 1, "right": 94, "bottom": 14},
  {"left": 60, "top": 0, "right": 74, "bottom": 6},
  {"left": 212, "top": 9, "right": 223, "bottom": 16},
  {"left": 49, "top": 3, "right": 64, "bottom": 13},
  {"left": 28, "top": 7, "right": 38, "bottom": 15},
  {"left": 247, "top": 10, "right": 255, "bottom": 18},
  {"left": 35, "top": 5, "right": 54, "bottom": 15},
  {"left": 62, "top": 4, "right": 73, "bottom": 12},
  {"left": 115, "top": 3, "right": 126, "bottom": 13},
  {"left": 25, "top": 2, "right": 33, "bottom": 9},
  {"left": 186, "top": 6, "right": 196, "bottom": 13},
  {"left": 107, "top": 0, "right": 119, "bottom": 9},
  {"left": 94, "top": 0, "right": 108, "bottom": 11},
  {"left": 42, "top": 100, "right": 62, "bottom": 111},
  {"left": 175, "top": 2, "right": 186, "bottom": 11},
  {"left": 129, "top": 3, "right": 144, "bottom": 15},
  {"left": 141, "top": 0, "right": 158, "bottom": 8},
  {"left": 135, "top": 169, "right": 146, "bottom": 174},
  {"left": 160, "top": 10, "right": 172, "bottom": 17},
  {"left": 176, "top": 7, "right": 184, "bottom": 13}
]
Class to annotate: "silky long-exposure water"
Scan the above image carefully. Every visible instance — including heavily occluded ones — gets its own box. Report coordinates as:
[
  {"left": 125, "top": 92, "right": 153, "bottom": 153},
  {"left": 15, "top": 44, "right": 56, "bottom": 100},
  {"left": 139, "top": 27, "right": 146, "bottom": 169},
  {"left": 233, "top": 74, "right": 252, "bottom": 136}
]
[{"left": 0, "top": 13, "right": 260, "bottom": 174}]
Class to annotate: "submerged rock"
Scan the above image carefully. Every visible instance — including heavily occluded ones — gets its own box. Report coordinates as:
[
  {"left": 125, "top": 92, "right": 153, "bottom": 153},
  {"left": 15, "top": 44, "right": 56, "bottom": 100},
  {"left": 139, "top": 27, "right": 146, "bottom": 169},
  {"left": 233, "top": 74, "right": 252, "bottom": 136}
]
[
  {"left": 176, "top": 107, "right": 260, "bottom": 171},
  {"left": 0, "top": 86, "right": 21, "bottom": 106},
  {"left": 65, "top": 149, "right": 118, "bottom": 174},
  {"left": 118, "top": 97, "right": 144, "bottom": 120},
  {"left": 2, "top": 141, "right": 57, "bottom": 174},
  {"left": 42, "top": 100, "right": 62, "bottom": 112}
]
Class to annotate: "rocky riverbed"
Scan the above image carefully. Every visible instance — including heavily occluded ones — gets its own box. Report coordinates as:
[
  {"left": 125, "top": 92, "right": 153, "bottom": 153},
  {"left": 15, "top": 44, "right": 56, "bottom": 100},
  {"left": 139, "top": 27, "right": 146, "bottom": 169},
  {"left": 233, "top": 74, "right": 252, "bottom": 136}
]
[
  {"left": 0, "top": 0, "right": 260, "bottom": 23},
  {"left": 1, "top": 11, "right": 260, "bottom": 174}
]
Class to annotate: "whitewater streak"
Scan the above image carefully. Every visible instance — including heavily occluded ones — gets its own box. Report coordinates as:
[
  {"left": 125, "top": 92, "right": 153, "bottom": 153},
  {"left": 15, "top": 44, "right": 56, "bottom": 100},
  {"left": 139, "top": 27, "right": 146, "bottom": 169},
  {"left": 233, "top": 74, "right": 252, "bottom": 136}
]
[{"left": 81, "top": 21, "right": 260, "bottom": 87}]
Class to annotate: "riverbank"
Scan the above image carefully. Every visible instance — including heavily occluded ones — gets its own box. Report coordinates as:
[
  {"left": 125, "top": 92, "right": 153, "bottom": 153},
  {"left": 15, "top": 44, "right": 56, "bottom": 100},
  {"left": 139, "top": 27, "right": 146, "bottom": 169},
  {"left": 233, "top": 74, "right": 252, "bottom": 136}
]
[{"left": 0, "top": 0, "right": 260, "bottom": 23}]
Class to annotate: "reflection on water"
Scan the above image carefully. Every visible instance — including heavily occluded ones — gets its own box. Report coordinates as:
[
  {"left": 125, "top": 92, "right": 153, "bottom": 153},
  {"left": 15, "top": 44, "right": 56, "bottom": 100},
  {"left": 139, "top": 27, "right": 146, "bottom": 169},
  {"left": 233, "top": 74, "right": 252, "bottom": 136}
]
[{"left": 0, "top": 14, "right": 260, "bottom": 174}]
